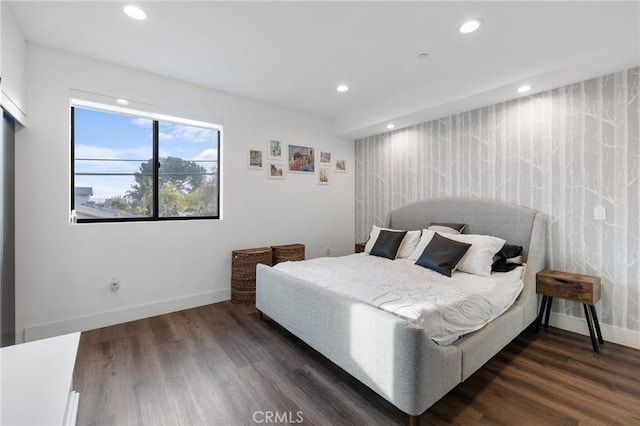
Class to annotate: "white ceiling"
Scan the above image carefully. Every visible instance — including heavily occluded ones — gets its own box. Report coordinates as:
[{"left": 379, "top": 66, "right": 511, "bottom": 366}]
[{"left": 7, "top": 1, "right": 640, "bottom": 139}]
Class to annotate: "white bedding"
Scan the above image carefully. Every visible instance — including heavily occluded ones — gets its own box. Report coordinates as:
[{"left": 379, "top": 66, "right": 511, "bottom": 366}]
[{"left": 274, "top": 253, "right": 524, "bottom": 345}]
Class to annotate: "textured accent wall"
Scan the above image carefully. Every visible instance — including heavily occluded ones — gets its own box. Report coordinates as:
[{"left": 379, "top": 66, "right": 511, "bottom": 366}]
[{"left": 355, "top": 67, "right": 639, "bottom": 332}]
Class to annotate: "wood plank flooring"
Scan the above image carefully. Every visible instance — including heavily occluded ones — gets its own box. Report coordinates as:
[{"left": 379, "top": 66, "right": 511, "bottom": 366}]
[{"left": 73, "top": 302, "right": 640, "bottom": 425}]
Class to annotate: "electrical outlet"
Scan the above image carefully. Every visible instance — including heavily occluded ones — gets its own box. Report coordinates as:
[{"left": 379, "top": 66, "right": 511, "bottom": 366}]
[
  {"left": 110, "top": 275, "right": 120, "bottom": 292},
  {"left": 594, "top": 206, "right": 606, "bottom": 221}
]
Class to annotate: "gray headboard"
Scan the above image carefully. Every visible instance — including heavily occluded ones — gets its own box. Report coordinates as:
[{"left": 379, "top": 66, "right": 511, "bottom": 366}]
[
  {"left": 389, "top": 197, "right": 540, "bottom": 261},
  {"left": 389, "top": 197, "right": 546, "bottom": 323}
]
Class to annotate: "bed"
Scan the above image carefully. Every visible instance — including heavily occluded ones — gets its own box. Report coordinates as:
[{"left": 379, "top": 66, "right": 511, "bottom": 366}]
[{"left": 256, "top": 198, "right": 545, "bottom": 424}]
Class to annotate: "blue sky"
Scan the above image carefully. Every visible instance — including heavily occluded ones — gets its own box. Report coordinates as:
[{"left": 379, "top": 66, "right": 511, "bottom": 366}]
[{"left": 74, "top": 107, "right": 218, "bottom": 202}]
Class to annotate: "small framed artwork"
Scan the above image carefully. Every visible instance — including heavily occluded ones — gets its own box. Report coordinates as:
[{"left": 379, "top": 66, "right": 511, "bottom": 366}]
[
  {"left": 248, "top": 149, "right": 263, "bottom": 169},
  {"left": 319, "top": 150, "right": 332, "bottom": 165},
  {"left": 318, "top": 167, "right": 329, "bottom": 185},
  {"left": 335, "top": 159, "right": 346, "bottom": 173},
  {"left": 268, "top": 163, "right": 285, "bottom": 179},
  {"left": 268, "top": 138, "right": 283, "bottom": 160},
  {"left": 288, "top": 144, "right": 315, "bottom": 173}
]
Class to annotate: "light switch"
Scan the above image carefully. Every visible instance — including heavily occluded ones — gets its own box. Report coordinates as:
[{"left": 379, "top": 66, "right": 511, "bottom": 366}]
[{"left": 594, "top": 206, "right": 606, "bottom": 221}]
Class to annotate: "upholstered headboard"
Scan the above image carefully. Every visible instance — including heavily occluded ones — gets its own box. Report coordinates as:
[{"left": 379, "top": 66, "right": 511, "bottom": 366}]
[
  {"left": 388, "top": 197, "right": 546, "bottom": 323},
  {"left": 389, "top": 197, "right": 540, "bottom": 260}
]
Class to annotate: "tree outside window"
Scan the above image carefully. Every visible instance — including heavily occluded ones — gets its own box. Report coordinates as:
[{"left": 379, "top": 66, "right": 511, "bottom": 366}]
[{"left": 72, "top": 106, "right": 220, "bottom": 222}]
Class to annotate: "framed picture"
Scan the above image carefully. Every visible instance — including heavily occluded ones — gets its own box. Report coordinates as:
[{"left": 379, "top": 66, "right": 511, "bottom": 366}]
[
  {"left": 268, "top": 138, "right": 283, "bottom": 160},
  {"left": 287, "top": 144, "right": 315, "bottom": 173},
  {"left": 248, "top": 149, "right": 263, "bottom": 169},
  {"left": 335, "top": 159, "right": 346, "bottom": 173},
  {"left": 268, "top": 162, "right": 285, "bottom": 179},
  {"left": 319, "top": 150, "right": 332, "bottom": 165},
  {"left": 318, "top": 167, "right": 329, "bottom": 185}
]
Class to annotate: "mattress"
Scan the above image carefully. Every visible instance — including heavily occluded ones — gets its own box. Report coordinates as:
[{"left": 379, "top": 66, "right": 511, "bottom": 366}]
[{"left": 274, "top": 253, "right": 524, "bottom": 345}]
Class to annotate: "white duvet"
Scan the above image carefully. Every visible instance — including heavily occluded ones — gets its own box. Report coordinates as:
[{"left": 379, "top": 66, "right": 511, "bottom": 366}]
[{"left": 274, "top": 253, "right": 524, "bottom": 345}]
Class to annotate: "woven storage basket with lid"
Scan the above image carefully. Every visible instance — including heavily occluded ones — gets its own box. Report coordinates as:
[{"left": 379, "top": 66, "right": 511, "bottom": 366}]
[
  {"left": 271, "top": 243, "right": 305, "bottom": 265},
  {"left": 231, "top": 247, "right": 272, "bottom": 304}
]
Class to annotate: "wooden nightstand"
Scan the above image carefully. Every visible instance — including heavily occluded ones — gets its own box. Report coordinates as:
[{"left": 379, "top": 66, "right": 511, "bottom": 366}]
[
  {"left": 355, "top": 242, "right": 366, "bottom": 253},
  {"left": 535, "top": 269, "right": 604, "bottom": 353}
]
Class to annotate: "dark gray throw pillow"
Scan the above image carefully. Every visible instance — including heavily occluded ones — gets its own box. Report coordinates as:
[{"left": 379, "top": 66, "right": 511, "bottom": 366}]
[
  {"left": 492, "top": 258, "right": 520, "bottom": 272},
  {"left": 415, "top": 233, "right": 472, "bottom": 277},
  {"left": 497, "top": 243, "right": 523, "bottom": 259},
  {"left": 492, "top": 243, "right": 524, "bottom": 272},
  {"left": 370, "top": 230, "right": 408, "bottom": 260}
]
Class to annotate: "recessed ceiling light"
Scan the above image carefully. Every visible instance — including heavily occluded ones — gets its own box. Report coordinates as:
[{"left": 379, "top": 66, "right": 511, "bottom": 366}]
[
  {"left": 417, "top": 53, "right": 429, "bottom": 60},
  {"left": 518, "top": 85, "right": 532, "bottom": 93},
  {"left": 116, "top": 99, "right": 129, "bottom": 105},
  {"left": 336, "top": 84, "right": 349, "bottom": 93},
  {"left": 459, "top": 19, "right": 482, "bottom": 34},
  {"left": 123, "top": 5, "right": 146, "bottom": 20},
  {"left": 386, "top": 124, "right": 395, "bottom": 129}
]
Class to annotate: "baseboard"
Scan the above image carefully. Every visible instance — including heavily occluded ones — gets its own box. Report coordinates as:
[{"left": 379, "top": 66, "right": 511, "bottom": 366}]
[
  {"left": 23, "top": 289, "right": 230, "bottom": 342},
  {"left": 548, "top": 312, "right": 640, "bottom": 350}
]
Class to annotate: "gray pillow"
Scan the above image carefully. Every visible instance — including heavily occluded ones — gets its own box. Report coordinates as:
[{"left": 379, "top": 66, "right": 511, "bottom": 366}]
[
  {"left": 415, "top": 233, "right": 472, "bottom": 277},
  {"left": 370, "top": 230, "right": 408, "bottom": 260},
  {"left": 428, "top": 222, "right": 467, "bottom": 233}
]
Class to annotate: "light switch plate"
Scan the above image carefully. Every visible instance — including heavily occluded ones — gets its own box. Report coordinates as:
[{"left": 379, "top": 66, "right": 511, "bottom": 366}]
[{"left": 594, "top": 206, "right": 606, "bottom": 221}]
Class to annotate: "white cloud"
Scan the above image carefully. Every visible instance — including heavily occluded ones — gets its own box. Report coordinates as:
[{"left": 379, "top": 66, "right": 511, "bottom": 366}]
[
  {"left": 195, "top": 148, "right": 218, "bottom": 161},
  {"left": 162, "top": 123, "right": 217, "bottom": 144},
  {"left": 131, "top": 117, "right": 152, "bottom": 128},
  {"left": 193, "top": 148, "right": 218, "bottom": 173},
  {"left": 75, "top": 144, "right": 151, "bottom": 173},
  {"left": 75, "top": 145, "right": 117, "bottom": 159},
  {"left": 129, "top": 118, "right": 216, "bottom": 145},
  {"left": 75, "top": 144, "right": 150, "bottom": 159}
]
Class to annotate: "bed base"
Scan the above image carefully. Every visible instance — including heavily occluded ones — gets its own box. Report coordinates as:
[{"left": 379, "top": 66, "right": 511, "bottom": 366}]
[{"left": 256, "top": 198, "right": 546, "bottom": 422}]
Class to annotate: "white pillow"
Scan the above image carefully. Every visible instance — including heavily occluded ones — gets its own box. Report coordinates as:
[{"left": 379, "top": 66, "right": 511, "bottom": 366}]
[
  {"left": 442, "top": 233, "right": 506, "bottom": 276},
  {"left": 364, "top": 226, "right": 421, "bottom": 259},
  {"left": 407, "top": 229, "right": 436, "bottom": 261}
]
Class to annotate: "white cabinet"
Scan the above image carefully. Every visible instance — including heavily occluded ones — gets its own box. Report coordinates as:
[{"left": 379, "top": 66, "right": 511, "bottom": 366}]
[
  {"left": 0, "top": 2, "right": 27, "bottom": 125},
  {"left": 0, "top": 332, "right": 81, "bottom": 426}
]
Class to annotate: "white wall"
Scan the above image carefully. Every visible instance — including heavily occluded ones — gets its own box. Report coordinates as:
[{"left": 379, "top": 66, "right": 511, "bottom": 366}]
[{"left": 15, "top": 44, "right": 355, "bottom": 342}]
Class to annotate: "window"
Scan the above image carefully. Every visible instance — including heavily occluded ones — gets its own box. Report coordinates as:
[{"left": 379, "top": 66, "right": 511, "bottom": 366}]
[{"left": 71, "top": 105, "right": 220, "bottom": 222}]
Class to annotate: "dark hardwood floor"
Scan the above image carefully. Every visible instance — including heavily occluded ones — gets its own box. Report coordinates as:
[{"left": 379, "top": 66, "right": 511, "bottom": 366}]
[{"left": 73, "top": 302, "right": 640, "bottom": 425}]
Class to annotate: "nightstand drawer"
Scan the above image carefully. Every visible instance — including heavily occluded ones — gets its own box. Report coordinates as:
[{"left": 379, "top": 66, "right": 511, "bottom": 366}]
[{"left": 536, "top": 269, "right": 601, "bottom": 304}]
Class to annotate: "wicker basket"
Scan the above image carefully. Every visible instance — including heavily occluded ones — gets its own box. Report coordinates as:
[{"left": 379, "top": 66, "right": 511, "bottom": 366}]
[
  {"left": 271, "top": 243, "right": 305, "bottom": 265},
  {"left": 231, "top": 247, "right": 272, "bottom": 305}
]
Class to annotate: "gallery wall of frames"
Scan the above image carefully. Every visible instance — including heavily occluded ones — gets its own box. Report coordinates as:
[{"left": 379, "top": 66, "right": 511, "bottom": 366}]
[{"left": 248, "top": 139, "right": 347, "bottom": 185}]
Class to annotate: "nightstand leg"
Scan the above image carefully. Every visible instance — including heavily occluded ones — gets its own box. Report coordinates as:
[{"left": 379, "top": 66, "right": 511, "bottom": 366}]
[
  {"left": 535, "top": 296, "right": 548, "bottom": 333},
  {"left": 589, "top": 305, "right": 604, "bottom": 344},
  {"left": 544, "top": 296, "right": 553, "bottom": 328},
  {"left": 583, "top": 304, "right": 599, "bottom": 353}
]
